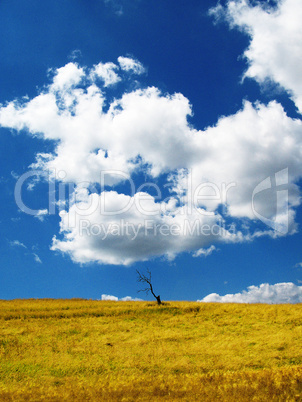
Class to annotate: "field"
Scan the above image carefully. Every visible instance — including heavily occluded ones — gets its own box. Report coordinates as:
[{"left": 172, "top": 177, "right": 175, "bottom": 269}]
[{"left": 0, "top": 299, "right": 302, "bottom": 401}]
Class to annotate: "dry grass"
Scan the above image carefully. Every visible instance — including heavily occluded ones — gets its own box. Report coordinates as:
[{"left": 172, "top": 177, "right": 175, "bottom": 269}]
[{"left": 0, "top": 299, "right": 302, "bottom": 401}]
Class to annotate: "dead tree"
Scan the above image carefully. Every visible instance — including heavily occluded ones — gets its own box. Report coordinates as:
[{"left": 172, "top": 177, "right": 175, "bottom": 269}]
[{"left": 136, "top": 269, "right": 162, "bottom": 305}]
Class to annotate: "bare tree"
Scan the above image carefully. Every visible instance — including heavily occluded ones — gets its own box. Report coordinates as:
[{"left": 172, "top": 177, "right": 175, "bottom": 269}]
[{"left": 136, "top": 269, "right": 162, "bottom": 305}]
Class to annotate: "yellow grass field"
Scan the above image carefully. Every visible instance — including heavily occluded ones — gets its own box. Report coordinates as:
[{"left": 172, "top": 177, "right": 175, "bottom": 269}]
[{"left": 0, "top": 299, "right": 302, "bottom": 401}]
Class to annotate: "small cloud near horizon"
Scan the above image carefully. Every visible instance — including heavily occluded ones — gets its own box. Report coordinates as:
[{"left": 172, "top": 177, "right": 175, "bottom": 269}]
[
  {"left": 199, "top": 282, "right": 302, "bottom": 304},
  {"left": 101, "top": 294, "right": 143, "bottom": 301}
]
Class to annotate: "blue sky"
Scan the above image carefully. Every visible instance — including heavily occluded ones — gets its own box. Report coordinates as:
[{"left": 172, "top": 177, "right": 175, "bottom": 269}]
[{"left": 1, "top": 0, "right": 302, "bottom": 303}]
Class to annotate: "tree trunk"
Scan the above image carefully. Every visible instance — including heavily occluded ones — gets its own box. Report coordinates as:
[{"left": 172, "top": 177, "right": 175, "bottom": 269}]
[{"left": 156, "top": 295, "right": 162, "bottom": 305}]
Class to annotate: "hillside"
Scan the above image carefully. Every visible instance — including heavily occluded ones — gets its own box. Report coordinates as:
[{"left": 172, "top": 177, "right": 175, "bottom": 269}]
[{"left": 0, "top": 299, "right": 302, "bottom": 401}]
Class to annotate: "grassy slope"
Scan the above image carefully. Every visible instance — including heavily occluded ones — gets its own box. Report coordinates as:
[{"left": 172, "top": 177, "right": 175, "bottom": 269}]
[{"left": 0, "top": 299, "right": 302, "bottom": 401}]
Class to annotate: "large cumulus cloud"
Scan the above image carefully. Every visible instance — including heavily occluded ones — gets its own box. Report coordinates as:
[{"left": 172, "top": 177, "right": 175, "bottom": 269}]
[{"left": 1, "top": 0, "right": 302, "bottom": 265}]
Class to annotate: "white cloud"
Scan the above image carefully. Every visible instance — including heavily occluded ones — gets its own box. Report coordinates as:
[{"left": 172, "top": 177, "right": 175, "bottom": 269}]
[
  {"left": 33, "top": 253, "right": 42, "bottom": 263},
  {"left": 91, "top": 62, "right": 121, "bottom": 87},
  {"left": 34, "top": 209, "right": 48, "bottom": 222},
  {"left": 200, "top": 282, "right": 302, "bottom": 304},
  {"left": 51, "top": 190, "right": 232, "bottom": 265},
  {"left": 101, "top": 294, "right": 141, "bottom": 301},
  {"left": 118, "top": 56, "right": 146, "bottom": 75},
  {"left": 183, "top": 100, "right": 302, "bottom": 228},
  {"left": 193, "top": 245, "right": 217, "bottom": 258},
  {"left": 51, "top": 62, "right": 84, "bottom": 91},
  {"left": 101, "top": 294, "right": 118, "bottom": 301},
  {"left": 11, "top": 171, "right": 19, "bottom": 180},
  {"left": 10, "top": 240, "right": 27, "bottom": 248},
  {"left": 1, "top": 59, "right": 302, "bottom": 264},
  {"left": 68, "top": 49, "right": 82, "bottom": 61},
  {"left": 9, "top": 241, "right": 42, "bottom": 263},
  {"left": 294, "top": 262, "right": 302, "bottom": 268},
  {"left": 0, "top": 72, "right": 195, "bottom": 184},
  {"left": 120, "top": 296, "right": 143, "bottom": 301},
  {"left": 211, "top": 0, "right": 302, "bottom": 112}
]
